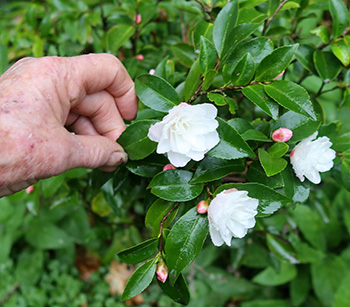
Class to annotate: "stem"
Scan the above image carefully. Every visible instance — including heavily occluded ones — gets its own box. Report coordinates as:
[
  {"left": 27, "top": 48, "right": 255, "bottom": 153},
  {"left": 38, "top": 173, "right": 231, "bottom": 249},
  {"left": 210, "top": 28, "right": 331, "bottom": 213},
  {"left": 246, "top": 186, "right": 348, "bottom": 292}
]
[
  {"left": 0, "top": 284, "right": 19, "bottom": 305},
  {"left": 179, "top": 10, "right": 187, "bottom": 42},
  {"left": 314, "top": 82, "right": 325, "bottom": 98},
  {"left": 262, "top": 0, "right": 289, "bottom": 36},
  {"left": 195, "top": 0, "right": 215, "bottom": 22},
  {"left": 159, "top": 203, "right": 179, "bottom": 252}
]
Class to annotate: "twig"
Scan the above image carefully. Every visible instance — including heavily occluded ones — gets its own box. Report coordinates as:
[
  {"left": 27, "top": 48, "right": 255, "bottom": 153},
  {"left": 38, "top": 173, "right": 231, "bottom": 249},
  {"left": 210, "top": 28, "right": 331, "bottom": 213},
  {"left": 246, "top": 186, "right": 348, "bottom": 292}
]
[
  {"left": 159, "top": 203, "right": 179, "bottom": 252},
  {"left": 262, "top": 0, "right": 289, "bottom": 36},
  {"left": 195, "top": 0, "right": 215, "bottom": 22},
  {"left": 179, "top": 10, "right": 187, "bottom": 42},
  {"left": 0, "top": 283, "right": 19, "bottom": 305}
]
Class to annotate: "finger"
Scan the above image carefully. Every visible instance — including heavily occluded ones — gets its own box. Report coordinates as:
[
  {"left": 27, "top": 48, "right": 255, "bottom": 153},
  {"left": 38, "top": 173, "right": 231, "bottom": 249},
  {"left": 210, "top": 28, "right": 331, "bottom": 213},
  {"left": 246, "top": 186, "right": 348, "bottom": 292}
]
[
  {"left": 66, "top": 54, "right": 138, "bottom": 120},
  {"left": 65, "top": 133, "right": 128, "bottom": 170},
  {"left": 66, "top": 114, "right": 99, "bottom": 136},
  {"left": 70, "top": 90, "right": 126, "bottom": 140}
]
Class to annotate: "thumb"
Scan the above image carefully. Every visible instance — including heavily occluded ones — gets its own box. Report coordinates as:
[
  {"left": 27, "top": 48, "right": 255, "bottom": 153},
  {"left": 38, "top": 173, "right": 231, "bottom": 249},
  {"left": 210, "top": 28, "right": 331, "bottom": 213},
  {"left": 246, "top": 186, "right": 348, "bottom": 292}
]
[{"left": 66, "top": 134, "right": 128, "bottom": 171}]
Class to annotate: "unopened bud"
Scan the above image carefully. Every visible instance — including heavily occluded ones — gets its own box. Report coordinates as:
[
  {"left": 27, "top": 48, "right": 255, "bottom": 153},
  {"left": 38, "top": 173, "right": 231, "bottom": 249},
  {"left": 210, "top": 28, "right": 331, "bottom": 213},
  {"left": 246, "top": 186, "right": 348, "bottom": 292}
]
[
  {"left": 197, "top": 200, "right": 209, "bottom": 214},
  {"left": 135, "top": 14, "right": 142, "bottom": 24},
  {"left": 272, "top": 128, "right": 293, "bottom": 143},
  {"left": 136, "top": 54, "right": 144, "bottom": 61},
  {"left": 163, "top": 164, "right": 175, "bottom": 171},
  {"left": 25, "top": 186, "right": 34, "bottom": 194},
  {"left": 156, "top": 261, "right": 168, "bottom": 283},
  {"left": 149, "top": 69, "right": 156, "bottom": 75}
]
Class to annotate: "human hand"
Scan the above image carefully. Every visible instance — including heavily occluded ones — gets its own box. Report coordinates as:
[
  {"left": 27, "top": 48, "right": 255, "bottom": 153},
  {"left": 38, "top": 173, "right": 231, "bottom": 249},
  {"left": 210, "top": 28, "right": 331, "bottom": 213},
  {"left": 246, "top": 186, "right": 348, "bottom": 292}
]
[{"left": 0, "top": 54, "right": 138, "bottom": 197}]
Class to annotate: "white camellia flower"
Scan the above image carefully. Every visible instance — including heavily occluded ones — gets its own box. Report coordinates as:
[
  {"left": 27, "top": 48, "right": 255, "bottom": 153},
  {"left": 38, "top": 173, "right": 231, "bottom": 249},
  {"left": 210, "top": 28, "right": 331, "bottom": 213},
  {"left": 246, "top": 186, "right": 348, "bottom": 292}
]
[
  {"left": 290, "top": 132, "right": 336, "bottom": 184},
  {"left": 208, "top": 188, "right": 259, "bottom": 246},
  {"left": 148, "top": 103, "right": 220, "bottom": 167}
]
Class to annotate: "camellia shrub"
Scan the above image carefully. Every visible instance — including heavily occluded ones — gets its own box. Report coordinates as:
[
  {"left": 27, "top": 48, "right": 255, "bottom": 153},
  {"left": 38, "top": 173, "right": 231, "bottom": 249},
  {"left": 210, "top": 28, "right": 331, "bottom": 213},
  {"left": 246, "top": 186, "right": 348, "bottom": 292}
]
[{"left": 1, "top": 0, "right": 350, "bottom": 306}]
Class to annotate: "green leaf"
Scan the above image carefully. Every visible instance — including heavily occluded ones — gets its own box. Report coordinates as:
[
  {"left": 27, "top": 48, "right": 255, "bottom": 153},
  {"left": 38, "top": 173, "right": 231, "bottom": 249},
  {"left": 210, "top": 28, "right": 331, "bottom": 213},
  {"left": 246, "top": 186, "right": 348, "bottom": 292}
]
[
  {"left": 292, "top": 205, "right": 325, "bottom": 250},
  {"left": 258, "top": 148, "right": 288, "bottom": 177},
  {"left": 221, "top": 23, "right": 261, "bottom": 63},
  {"left": 230, "top": 53, "right": 255, "bottom": 86},
  {"left": 255, "top": 44, "right": 299, "bottom": 82},
  {"left": 290, "top": 268, "right": 311, "bottom": 306},
  {"left": 264, "top": 81, "right": 316, "bottom": 120},
  {"left": 171, "top": 43, "right": 196, "bottom": 68},
  {"left": 202, "top": 69, "right": 218, "bottom": 91},
  {"left": 0, "top": 45, "right": 8, "bottom": 74},
  {"left": 334, "top": 270, "right": 350, "bottom": 307},
  {"left": 247, "top": 161, "right": 285, "bottom": 189},
  {"left": 191, "top": 20, "right": 213, "bottom": 50},
  {"left": 118, "top": 238, "right": 159, "bottom": 265},
  {"left": 184, "top": 60, "right": 201, "bottom": 101},
  {"left": 215, "top": 183, "right": 291, "bottom": 217},
  {"left": 329, "top": 0, "right": 349, "bottom": 39},
  {"left": 280, "top": 1, "right": 300, "bottom": 10},
  {"left": 157, "top": 273, "right": 190, "bottom": 305},
  {"left": 126, "top": 155, "right": 168, "bottom": 178},
  {"left": 313, "top": 50, "right": 342, "bottom": 81},
  {"left": 310, "top": 26, "right": 330, "bottom": 44},
  {"left": 208, "top": 118, "right": 255, "bottom": 160},
  {"left": 148, "top": 170, "right": 204, "bottom": 202},
  {"left": 295, "top": 44, "right": 317, "bottom": 74},
  {"left": 107, "top": 24, "right": 135, "bottom": 53},
  {"left": 145, "top": 199, "right": 178, "bottom": 236},
  {"left": 281, "top": 165, "right": 310, "bottom": 203},
  {"left": 213, "top": 0, "right": 239, "bottom": 56},
  {"left": 136, "top": 74, "right": 181, "bottom": 112},
  {"left": 334, "top": 132, "right": 350, "bottom": 152},
  {"left": 242, "top": 84, "right": 279, "bottom": 119},
  {"left": 207, "top": 92, "right": 237, "bottom": 108},
  {"left": 242, "top": 129, "right": 270, "bottom": 142},
  {"left": 341, "top": 156, "right": 350, "bottom": 191},
  {"left": 121, "top": 258, "right": 157, "bottom": 301},
  {"left": 26, "top": 219, "right": 73, "bottom": 249},
  {"left": 191, "top": 156, "right": 245, "bottom": 183},
  {"left": 272, "top": 111, "right": 321, "bottom": 143},
  {"left": 331, "top": 37, "right": 350, "bottom": 66},
  {"left": 165, "top": 207, "right": 208, "bottom": 285},
  {"left": 266, "top": 234, "right": 299, "bottom": 264},
  {"left": 118, "top": 120, "right": 158, "bottom": 160},
  {"left": 253, "top": 262, "right": 297, "bottom": 286},
  {"left": 269, "top": 143, "right": 289, "bottom": 158},
  {"left": 311, "top": 256, "right": 347, "bottom": 306},
  {"left": 91, "top": 192, "right": 112, "bottom": 217},
  {"left": 0, "top": 233, "right": 12, "bottom": 264},
  {"left": 199, "top": 36, "right": 217, "bottom": 74}
]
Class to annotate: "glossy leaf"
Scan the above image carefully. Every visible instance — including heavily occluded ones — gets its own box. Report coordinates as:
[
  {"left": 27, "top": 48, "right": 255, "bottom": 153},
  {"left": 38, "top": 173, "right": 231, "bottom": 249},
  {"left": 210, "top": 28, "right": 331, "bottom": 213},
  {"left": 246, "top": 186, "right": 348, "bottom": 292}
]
[
  {"left": 171, "top": 43, "right": 196, "bottom": 68},
  {"left": 165, "top": 207, "right": 208, "bottom": 285},
  {"left": 208, "top": 118, "right": 255, "bottom": 160},
  {"left": 258, "top": 148, "right": 288, "bottom": 177},
  {"left": 199, "top": 36, "right": 217, "bottom": 74},
  {"left": 242, "top": 84, "right": 279, "bottom": 119},
  {"left": 230, "top": 53, "right": 255, "bottom": 86},
  {"left": 247, "top": 160, "right": 285, "bottom": 189},
  {"left": 201, "top": 69, "right": 218, "bottom": 91},
  {"left": 313, "top": 50, "right": 342, "bottom": 81},
  {"left": 266, "top": 234, "right": 299, "bottom": 264},
  {"left": 341, "top": 155, "right": 350, "bottom": 191},
  {"left": 135, "top": 74, "right": 181, "bottom": 112},
  {"left": 264, "top": 81, "right": 316, "bottom": 120},
  {"left": 295, "top": 44, "right": 317, "bottom": 74},
  {"left": 126, "top": 155, "right": 168, "bottom": 178},
  {"left": 331, "top": 37, "right": 350, "bottom": 66},
  {"left": 255, "top": 44, "right": 299, "bottom": 82},
  {"left": 191, "top": 20, "right": 213, "bottom": 50},
  {"left": 242, "top": 129, "right": 270, "bottom": 142},
  {"left": 213, "top": 0, "right": 239, "bottom": 56},
  {"left": 157, "top": 273, "right": 190, "bottom": 305},
  {"left": 215, "top": 183, "right": 291, "bottom": 217},
  {"left": 121, "top": 258, "right": 157, "bottom": 301},
  {"left": 281, "top": 165, "right": 310, "bottom": 203},
  {"left": 269, "top": 143, "right": 289, "bottom": 158},
  {"left": 145, "top": 199, "right": 178, "bottom": 236},
  {"left": 118, "top": 238, "right": 159, "bottom": 265},
  {"left": 184, "top": 60, "right": 201, "bottom": 101},
  {"left": 207, "top": 92, "right": 236, "bottom": 107},
  {"left": 118, "top": 120, "right": 158, "bottom": 160},
  {"left": 148, "top": 170, "right": 204, "bottom": 202},
  {"left": 253, "top": 262, "right": 297, "bottom": 286},
  {"left": 191, "top": 156, "right": 245, "bottom": 183},
  {"left": 310, "top": 26, "right": 330, "bottom": 44},
  {"left": 329, "top": 0, "right": 348, "bottom": 39},
  {"left": 107, "top": 24, "right": 135, "bottom": 53}
]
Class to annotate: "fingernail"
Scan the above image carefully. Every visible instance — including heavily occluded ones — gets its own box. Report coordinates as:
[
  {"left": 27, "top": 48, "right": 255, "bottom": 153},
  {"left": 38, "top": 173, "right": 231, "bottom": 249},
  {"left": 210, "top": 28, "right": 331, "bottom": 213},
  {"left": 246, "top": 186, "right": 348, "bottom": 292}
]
[{"left": 108, "top": 151, "right": 128, "bottom": 167}]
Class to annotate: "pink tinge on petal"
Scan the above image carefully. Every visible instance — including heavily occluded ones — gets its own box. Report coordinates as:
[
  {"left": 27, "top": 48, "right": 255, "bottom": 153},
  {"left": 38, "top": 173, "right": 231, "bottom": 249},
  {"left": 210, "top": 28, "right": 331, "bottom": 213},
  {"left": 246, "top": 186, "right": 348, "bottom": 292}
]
[
  {"left": 290, "top": 149, "right": 295, "bottom": 158},
  {"left": 135, "top": 14, "right": 142, "bottom": 24},
  {"left": 25, "top": 185, "right": 34, "bottom": 194},
  {"left": 163, "top": 163, "right": 176, "bottom": 171},
  {"left": 272, "top": 128, "right": 293, "bottom": 142},
  {"left": 223, "top": 188, "right": 238, "bottom": 194},
  {"left": 197, "top": 200, "right": 209, "bottom": 214},
  {"left": 156, "top": 261, "right": 168, "bottom": 283}
]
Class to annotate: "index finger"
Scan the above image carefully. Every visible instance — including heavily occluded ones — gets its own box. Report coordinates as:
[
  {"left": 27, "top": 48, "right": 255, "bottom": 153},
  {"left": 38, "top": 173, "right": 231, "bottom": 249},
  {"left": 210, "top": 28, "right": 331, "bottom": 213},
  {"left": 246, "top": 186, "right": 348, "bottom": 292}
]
[{"left": 65, "top": 53, "right": 138, "bottom": 121}]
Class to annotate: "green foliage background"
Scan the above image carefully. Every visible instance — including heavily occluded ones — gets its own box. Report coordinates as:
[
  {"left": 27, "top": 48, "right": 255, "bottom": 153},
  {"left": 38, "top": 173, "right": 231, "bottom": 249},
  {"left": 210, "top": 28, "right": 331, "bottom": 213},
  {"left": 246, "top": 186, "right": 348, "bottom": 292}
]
[{"left": 1, "top": 0, "right": 350, "bottom": 306}]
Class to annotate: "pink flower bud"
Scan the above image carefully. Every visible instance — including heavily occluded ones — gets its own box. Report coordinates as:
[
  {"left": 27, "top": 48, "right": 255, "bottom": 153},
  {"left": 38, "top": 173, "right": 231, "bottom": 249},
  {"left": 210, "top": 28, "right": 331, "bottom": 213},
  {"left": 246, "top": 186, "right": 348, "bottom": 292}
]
[
  {"left": 197, "top": 200, "right": 209, "bottom": 214},
  {"left": 156, "top": 261, "right": 168, "bottom": 283},
  {"left": 135, "top": 14, "right": 142, "bottom": 24},
  {"left": 25, "top": 186, "right": 34, "bottom": 194},
  {"left": 149, "top": 69, "right": 156, "bottom": 75},
  {"left": 136, "top": 54, "right": 144, "bottom": 61},
  {"left": 272, "top": 128, "right": 293, "bottom": 143},
  {"left": 163, "top": 164, "right": 175, "bottom": 171}
]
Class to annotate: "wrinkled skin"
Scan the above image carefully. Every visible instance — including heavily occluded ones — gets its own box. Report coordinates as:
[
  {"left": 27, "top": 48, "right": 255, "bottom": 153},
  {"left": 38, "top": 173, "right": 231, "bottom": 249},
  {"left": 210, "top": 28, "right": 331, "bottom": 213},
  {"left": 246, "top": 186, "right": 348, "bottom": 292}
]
[{"left": 0, "top": 54, "right": 138, "bottom": 197}]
